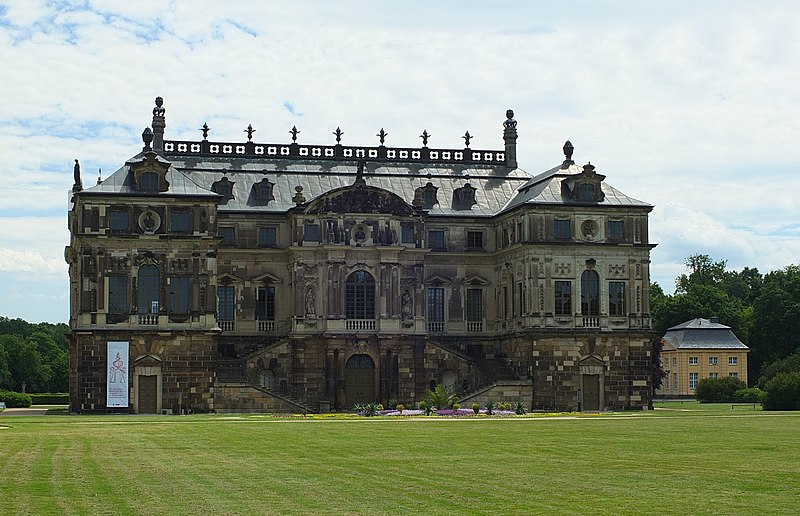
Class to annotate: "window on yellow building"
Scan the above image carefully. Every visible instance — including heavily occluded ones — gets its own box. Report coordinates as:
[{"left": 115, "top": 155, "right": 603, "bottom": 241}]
[
  {"left": 689, "top": 357, "right": 698, "bottom": 365},
  {"left": 689, "top": 372, "right": 699, "bottom": 389},
  {"left": 729, "top": 372, "right": 738, "bottom": 378},
  {"left": 729, "top": 357, "right": 738, "bottom": 366},
  {"left": 709, "top": 356, "right": 718, "bottom": 365}
]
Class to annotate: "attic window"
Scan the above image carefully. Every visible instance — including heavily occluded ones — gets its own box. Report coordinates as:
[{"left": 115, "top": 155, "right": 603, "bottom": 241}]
[
  {"left": 452, "top": 183, "right": 477, "bottom": 210},
  {"left": 140, "top": 172, "right": 159, "bottom": 192},
  {"left": 577, "top": 183, "right": 596, "bottom": 201},
  {"left": 251, "top": 178, "right": 275, "bottom": 204},
  {"left": 414, "top": 182, "right": 439, "bottom": 209},
  {"left": 212, "top": 177, "right": 235, "bottom": 204}
]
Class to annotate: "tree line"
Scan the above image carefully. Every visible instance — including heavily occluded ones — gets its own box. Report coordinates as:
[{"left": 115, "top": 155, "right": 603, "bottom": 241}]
[
  {"left": 651, "top": 254, "right": 800, "bottom": 386},
  {"left": 0, "top": 317, "right": 69, "bottom": 393}
]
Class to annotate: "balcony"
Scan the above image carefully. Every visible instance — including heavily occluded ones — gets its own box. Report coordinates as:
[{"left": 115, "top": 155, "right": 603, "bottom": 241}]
[
  {"left": 257, "top": 320, "right": 276, "bottom": 332},
  {"left": 427, "top": 321, "right": 445, "bottom": 333},
  {"left": 218, "top": 320, "right": 235, "bottom": 331},
  {"left": 138, "top": 314, "right": 158, "bottom": 326},
  {"left": 345, "top": 319, "right": 376, "bottom": 331},
  {"left": 465, "top": 321, "right": 484, "bottom": 333},
  {"left": 582, "top": 316, "right": 600, "bottom": 328}
]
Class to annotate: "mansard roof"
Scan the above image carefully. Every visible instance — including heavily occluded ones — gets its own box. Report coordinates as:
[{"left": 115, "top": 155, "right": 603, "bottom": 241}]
[
  {"left": 502, "top": 160, "right": 652, "bottom": 213},
  {"left": 662, "top": 318, "right": 749, "bottom": 350}
]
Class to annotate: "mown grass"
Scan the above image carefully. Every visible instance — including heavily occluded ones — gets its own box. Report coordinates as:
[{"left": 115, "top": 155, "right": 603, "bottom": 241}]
[{"left": 1, "top": 408, "right": 798, "bottom": 515}]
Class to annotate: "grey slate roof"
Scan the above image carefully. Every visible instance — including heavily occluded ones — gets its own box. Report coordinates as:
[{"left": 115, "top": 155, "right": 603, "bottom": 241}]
[
  {"left": 80, "top": 151, "right": 650, "bottom": 217},
  {"left": 662, "top": 318, "right": 749, "bottom": 350},
  {"left": 502, "top": 162, "right": 651, "bottom": 212}
]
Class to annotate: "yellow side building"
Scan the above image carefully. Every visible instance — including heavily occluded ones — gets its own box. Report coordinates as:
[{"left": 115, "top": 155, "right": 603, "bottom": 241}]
[{"left": 657, "top": 317, "right": 749, "bottom": 397}]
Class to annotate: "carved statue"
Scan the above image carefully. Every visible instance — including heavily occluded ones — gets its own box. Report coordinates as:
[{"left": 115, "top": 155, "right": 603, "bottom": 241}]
[
  {"left": 305, "top": 289, "right": 316, "bottom": 316},
  {"left": 73, "top": 159, "right": 82, "bottom": 189},
  {"left": 401, "top": 291, "right": 412, "bottom": 318}
]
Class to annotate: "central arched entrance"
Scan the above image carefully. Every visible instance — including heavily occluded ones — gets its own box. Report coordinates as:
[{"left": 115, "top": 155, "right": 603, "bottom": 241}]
[{"left": 345, "top": 354, "right": 375, "bottom": 406}]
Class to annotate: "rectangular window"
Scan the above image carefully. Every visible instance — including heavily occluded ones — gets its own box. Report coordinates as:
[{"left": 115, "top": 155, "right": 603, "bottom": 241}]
[
  {"left": 729, "top": 356, "right": 738, "bottom": 366},
  {"left": 607, "top": 220, "right": 624, "bottom": 241},
  {"left": 689, "top": 356, "right": 698, "bottom": 365},
  {"left": 258, "top": 227, "right": 277, "bottom": 248},
  {"left": 466, "top": 231, "right": 484, "bottom": 250},
  {"left": 169, "top": 276, "right": 190, "bottom": 314},
  {"left": 673, "top": 357, "right": 677, "bottom": 366},
  {"left": 109, "top": 208, "right": 129, "bottom": 233},
  {"left": 709, "top": 356, "right": 718, "bottom": 366},
  {"left": 518, "top": 282, "right": 525, "bottom": 315},
  {"left": 428, "top": 230, "right": 445, "bottom": 250},
  {"left": 108, "top": 275, "right": 128, "bottom": 314},
  {"left": 257, "top": 286, "right": 275, "bottom": 321},
  {"left": 219, "top": 226, "right": 236, "bottom": 246},
  {"left": 689, "top": 372, "right": 699, "bottom": 390},
  {"left": 170, "top": 210, "right": 191, "bottom": 234},
  {"left": 729, "top": 372, "right": 738, "bottom": 378},
  {"left": 664, "top": 372, "right": 670, "bottom": 390},
  {"left": 217, "top": 286, "right": 235, "bottom": 321},
  {"left": 554, "top": 219, "right": 571, "bottom": 239},
  {"left": 672, "top": 372, "right": 678, "bottom": 390},
  {"left": 427, "top": 288, "right": 445, "bottom": 322},
  {"left": 401, "top": 224, "right": 415, "bottom": 244},
  {"left": 466, "top": 289, "right": 483, "bottom": 321},
  {"left": 554, "top": 281, "right": 572, "bottom": 316},
  {"left": 304, "top": 223, "right": 320, "bottom": 242},
  {"left": 709, "top": 372, "right": 719, "bottom": 379},
  {"left": 608, "top": 281, "right": 626, "bottom": 316},
  {"left": 140, "top": 172, "right": 159, "bottom": 192}
]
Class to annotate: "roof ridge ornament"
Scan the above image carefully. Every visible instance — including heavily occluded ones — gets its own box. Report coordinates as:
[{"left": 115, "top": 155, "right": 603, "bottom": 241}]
[
  {"left": 245, "top": 124, "right": 255, "bottom": 142},
  {"left": 290, "top": 125, "right": 300, "bottom": 143},
  {"left": 72, "top": 159, "right": 82, "bottom": 192},
  {"left": 420, "top": 129, "right": 430, "bottom": 147},
  {"left": 503, "top": 109, "right": 517, "bottom": 169},
  {"left": 151, "top": 97, "right": 166, "bottom": 153},
  {"left": 142, "top": 127, "right": 154, "bottom": 151},
  {"left": 377, "top": 128, "right": 388, "bottom": 146},
  {"left": 462, "top": 131, "right": 472, "bottom": 148},
  {"left": 354, "top": 159, "right": 367, "bottom": 187},
  {"left": 333, "top": 127, "right": 344, "bottom": 145},
  {"left": 200, "top": 123, "right": 210, "bottom": 140},
  {"left": 562, "top": 140, "right": 574, "bottom": 167}
]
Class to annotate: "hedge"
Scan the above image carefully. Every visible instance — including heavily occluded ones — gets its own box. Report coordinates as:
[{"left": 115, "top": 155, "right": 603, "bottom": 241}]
[
  {"left": 763, "top": 372, "right": 800, "bottom": 411},
  {"left": 695, "top": 376, "right": 747, "bottom": 403},
  {"left": 30, "top": 393, "right": 69, "bottom": 405},
  {"left": 0, "top": 390, "right": 33, "bottom": 408}
]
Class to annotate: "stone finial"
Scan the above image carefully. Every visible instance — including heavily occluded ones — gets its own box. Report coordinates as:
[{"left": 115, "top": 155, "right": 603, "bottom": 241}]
[
  {"left": 377, "top": 128, "right": 388, "bottom": 145},
  {"left": 503, "top": 108, "right": 517, "bottom": 169},
  {"left": 420, "top": 129, "right": 430, "bottom": 147},
  {"left": 200, "top": 123, "right": 210, "bottom": 140},
  {"left": 333, "top": 127, "right": 344, "bottom": 144},
  {"left": 462, "top": 131, "right": 472, "bottom": 148},
  {"left": 245, "top": 124, "right": 256, "bottom": 141},
  {"left": 290, "top": 125, "right": 300, "bottom": 143},
  {"left": 151, "top": 97, "right": 166, "bottom": 152},
  {"left": 142, "top": 127, "right": 154, "bottom": 150},
  {"left": 563, "top": 140, "right": 574, "bottom": 163},
  {"left": 72, "top": 159, "right": 82, "bottom": 192},
  {"left": 293, "top": 185, "right": 306, "bottom": 205}
]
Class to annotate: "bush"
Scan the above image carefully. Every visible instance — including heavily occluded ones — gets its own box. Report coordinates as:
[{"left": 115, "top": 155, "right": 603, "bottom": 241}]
[
  {"left": 395, "top": 404, "right": 404, "bottom": 413},
  {"left": 423, "top": 384, "right": 456, "bottom": 410},
  {"left": 452, "top": 403, "right": 460, "bottom": 411},
  {"left": 695, "top": 377, "right": 747, "bottom": 403},
  {"left": 0, "top": 389, "right": 33, "bottom": 408},
  {"left": 30, "top": 393, "right": 69, "bottom": 405},
  {"left": 387, "top": 398, "right": 398, "bottom": 410},
  {"left": 733, "top": 388, "right": 765, "bottom": 404},
  {"left": 763, "top": 372, "right": 800, "bottom": 410},
  {"left": 354, "top": 402, "right": 382, "bottom": 416},
  {"left": 418, "top": 400, "right": 433, "bottom": 415},
  {"left": 472, "top": 403, "right": 480, "bottom": 414},
  {"left": 485, "top": 400, "right": 495, "bottom": 415},
  {"left": 515, "top": 401, "right": 527, "bottom": 415}
]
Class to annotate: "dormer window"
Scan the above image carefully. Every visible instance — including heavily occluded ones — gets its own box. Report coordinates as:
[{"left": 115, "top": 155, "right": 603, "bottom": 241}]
[
  {"left": 140, "top": 172, "right": 159, "bottom": 192},
  {"left": 577, "top": 183, "right": 596, "bottom": 201},
  {"left": 250, "top": 178, "right": 275, "bottom": 205},
  {"left": 413, "top": 182, "right": 439, "bottom": 209},
  {"left": 562, "top": 163, "right": 606, "bottom": 203},
  {"left": 212, "top": 177, "right": 235, "bottom": 204},
  {"left": 453, "top": 183, "right": 477, "bottom": 210},
  {"left": 130, "top": 151, "right": 169, "bottom": 193}
]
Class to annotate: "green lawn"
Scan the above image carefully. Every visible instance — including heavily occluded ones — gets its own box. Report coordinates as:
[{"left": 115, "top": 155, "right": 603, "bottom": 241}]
[{"left": 1, "top": 408, "right": 798, "bottom": 515}]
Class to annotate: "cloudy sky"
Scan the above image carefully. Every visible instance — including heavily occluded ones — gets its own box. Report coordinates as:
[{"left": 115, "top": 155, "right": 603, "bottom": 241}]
[{"left": 1, "top": 1, "right": 798, "bottom": 323}]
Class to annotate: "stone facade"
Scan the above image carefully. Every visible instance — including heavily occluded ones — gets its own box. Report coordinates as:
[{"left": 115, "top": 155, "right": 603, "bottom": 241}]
[{"left": 67, "top": 98, "right": 656, "bottom": 413}]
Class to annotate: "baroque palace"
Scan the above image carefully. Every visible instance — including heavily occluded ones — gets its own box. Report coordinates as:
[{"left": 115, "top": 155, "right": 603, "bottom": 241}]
[{"left": 67, "top": 98, "right": 656, "bottom": 414}]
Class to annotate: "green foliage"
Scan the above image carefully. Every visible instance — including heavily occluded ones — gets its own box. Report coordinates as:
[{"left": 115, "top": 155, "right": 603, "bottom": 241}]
[
  {"left": 762, "top": 372, "right": 800, "bottom": 411},
  {"left": 423, "top": 383, "right": 456, "bottom": 410},
  {"left": 354, "top": 402, "right": 382, "bottom": 416},
  {"left": 514, "top": 401, "right": 527, "bottom": 415},
  {"left": 387, "top": 398, "right": 398, "bottom": 410},
  {"left": 757, "top": 350, "right": 800, "bottom": 389},
  {"left": 472, "top": 403, "right": 480, "bottom": 414},
  {"left": 395, "top": 404, "right": 404, "bottom": 413},
  {"left": 418, "top": 400, "right": 433, "bottom": 415},
  {"left": 733, "top": 388, "right": 764, "bottom": 404},
  {"left": 485, "top": 400, "right": 495, "bottom": 415},
  {"left": 452, "top": 403, "right": 460, "bottom": 411},
  {"left": 0, "top": 317, "right": 69, "bottom": 393},
  {"left": 0, "top": 389, "right": 33, "bottom": 408},
  {"left": 30, "top": 393, "right": 69, "bottom": 405},
  {"left": 695, "top": 376, "right": 747, "bottom": 403}
]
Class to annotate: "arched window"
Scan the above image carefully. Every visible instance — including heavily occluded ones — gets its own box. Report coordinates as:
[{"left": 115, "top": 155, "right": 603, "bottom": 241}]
[
  {"left": 581, "top": 270, "right": 600, "bottom": 316},
  {"left": 138, "top": 265, "right": 160, "bottom": 314},
  {"left": 346, "top": 271, "right": 375, "bottom": 319}
]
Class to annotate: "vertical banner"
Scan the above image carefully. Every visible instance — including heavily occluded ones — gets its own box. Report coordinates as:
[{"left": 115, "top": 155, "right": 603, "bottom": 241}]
[{"left": 107, "top": 341, "right": 129, "bottom": 408}]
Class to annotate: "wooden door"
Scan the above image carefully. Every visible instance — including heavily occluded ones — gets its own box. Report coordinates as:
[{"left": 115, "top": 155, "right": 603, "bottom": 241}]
[
  {"left": 582, "top": 374, "right": 600, "bottom": 411},
  {"left": 138, "top": 375, "right": 158, "bottom": 414}
]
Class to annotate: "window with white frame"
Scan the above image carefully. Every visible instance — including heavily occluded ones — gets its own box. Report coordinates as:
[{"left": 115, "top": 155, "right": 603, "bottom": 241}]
[
  {"left": 709, "top": 372, "right": 718, "bottom": 379},
  {"left": 709, "top": 356, "right": 718, "bottom": 366},
  {"left": 689, "top": 372, "right": 699, "bottom": 390},
  {"left": 689, "top": 356, "right": 698, "bottom": 365},
  {"left": 729, "top": 356, "right": 738, "bottom": 366},
  {"left": 729, "top": 372, "right": 738, "bottom": 378}
]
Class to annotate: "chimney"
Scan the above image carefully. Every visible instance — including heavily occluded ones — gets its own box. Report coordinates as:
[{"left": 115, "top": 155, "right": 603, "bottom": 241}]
[
  {"left": 710, "top": 316, "right": 720, "bottom": 324},
  {"left": 503, "top": 109, "right": 517, "bottom": 169},
  {"left": 151, "top": 96, "right": 166, "bottom": 153}
]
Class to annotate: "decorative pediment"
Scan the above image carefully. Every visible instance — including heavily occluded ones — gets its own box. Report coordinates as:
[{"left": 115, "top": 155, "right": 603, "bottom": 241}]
[
  {"left": 303, "top": 185, "right": 415, "bottom": 215},
  {"left": 218, "top": 272, "right": 243, "bottom": 284},
  {"left": 462, "top": 275, "right": 490, "bottom": 286},
  {"left": 253, "top": 272, "right": 282, "bottom": 284},
  {"left": 129, "top": 151, "right": 170, "bottom": 193},
  {"left": 562, "top": 163, "right": 606, "bottom": 203},
  {"left": 424, "top": 274, "right": 453, "bottom": 286},
  {"left": 133, "top": 353, "right": 163, "bottom": 366}
]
